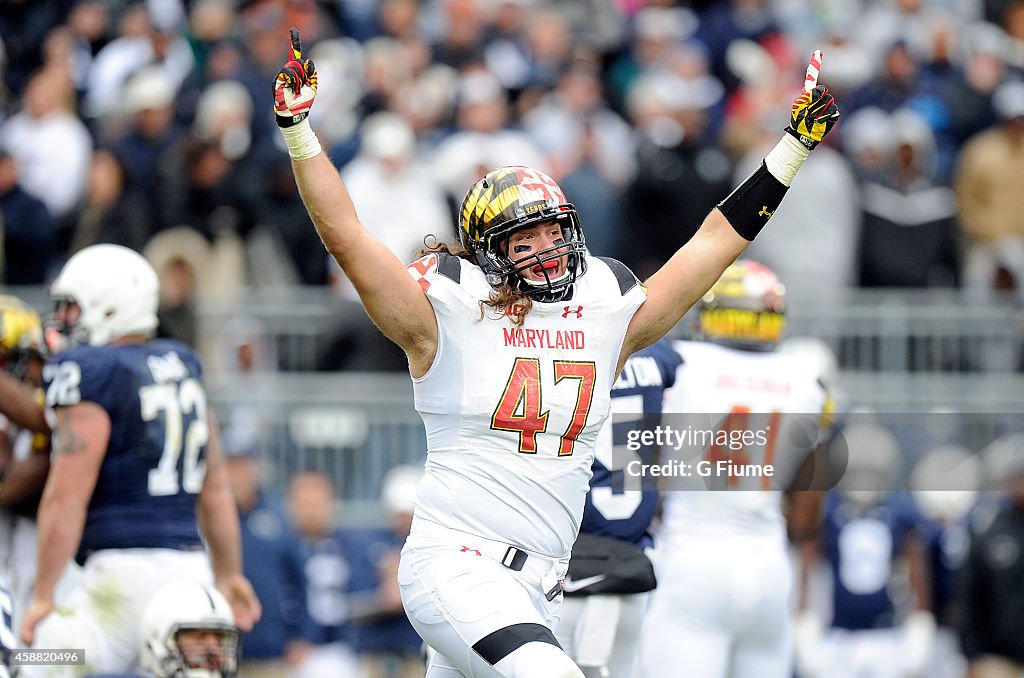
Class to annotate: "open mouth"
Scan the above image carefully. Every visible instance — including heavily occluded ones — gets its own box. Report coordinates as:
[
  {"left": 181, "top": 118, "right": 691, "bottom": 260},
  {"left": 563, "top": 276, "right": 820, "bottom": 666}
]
[{"left": 532, "top": 260, "right": 561, "bottom": 278}]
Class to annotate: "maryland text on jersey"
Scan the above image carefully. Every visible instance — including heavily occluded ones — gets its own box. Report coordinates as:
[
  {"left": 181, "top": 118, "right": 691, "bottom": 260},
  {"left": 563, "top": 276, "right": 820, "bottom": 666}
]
[{"left": 502, "top": 328, "right": 586, "bottom": 350}]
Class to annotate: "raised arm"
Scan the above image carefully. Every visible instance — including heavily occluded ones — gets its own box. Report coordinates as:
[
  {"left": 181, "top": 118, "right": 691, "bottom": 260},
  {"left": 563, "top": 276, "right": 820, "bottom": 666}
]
[
  {"left": 276, "top": 29, "right": 437, "bottom": 375},
  {"left": 620, "top": 55, "right": 840, "bottom": 364}
]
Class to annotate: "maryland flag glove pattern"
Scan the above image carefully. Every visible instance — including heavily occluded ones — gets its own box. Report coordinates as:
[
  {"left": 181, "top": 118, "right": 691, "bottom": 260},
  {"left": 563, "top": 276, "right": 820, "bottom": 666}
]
[
  {"left": 786, "top": 84, "right": 840, "bottom": 150},
  {"left": 274, "top": 28, "right": 318, "bottom": 128}
]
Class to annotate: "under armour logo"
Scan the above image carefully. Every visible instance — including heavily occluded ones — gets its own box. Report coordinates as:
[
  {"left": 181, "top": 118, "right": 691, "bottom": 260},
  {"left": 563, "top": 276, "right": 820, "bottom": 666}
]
[
  {"left": 460, "top": 546, "right": 482, "bottom": 556},
  {"left": 758, "top": 206, "right": 775, "bottom": 218},
  {"left": 562, "top": 306, "right": 583, "bottom": 318}
]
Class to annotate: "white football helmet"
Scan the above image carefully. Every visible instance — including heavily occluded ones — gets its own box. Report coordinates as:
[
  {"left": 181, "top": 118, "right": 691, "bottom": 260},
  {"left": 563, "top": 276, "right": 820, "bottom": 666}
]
[
  {"left": 140, "top": 580, "right": 240, "bottom": 678},
  {"left": 48, "top": 244, "right": 159, "bottom": 349}
]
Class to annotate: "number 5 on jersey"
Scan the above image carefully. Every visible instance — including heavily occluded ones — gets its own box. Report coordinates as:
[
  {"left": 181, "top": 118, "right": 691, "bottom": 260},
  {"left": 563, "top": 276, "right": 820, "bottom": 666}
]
[{"left": 490, "top": 358, "right": 596, "bottom": 456}]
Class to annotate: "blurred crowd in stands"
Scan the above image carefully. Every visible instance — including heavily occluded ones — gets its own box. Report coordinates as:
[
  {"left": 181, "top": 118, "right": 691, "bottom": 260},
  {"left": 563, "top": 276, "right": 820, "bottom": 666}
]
[
  {"left": 2, "top": 0, "right": 1024, "bottom": 334},
  {"left": 222, "top": 444, "right": 425, "bottom": 678}
]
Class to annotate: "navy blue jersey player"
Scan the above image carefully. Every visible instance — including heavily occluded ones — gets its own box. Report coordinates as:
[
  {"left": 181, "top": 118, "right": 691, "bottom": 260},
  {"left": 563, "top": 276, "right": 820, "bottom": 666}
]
[
  {"left": 555, "top": 338, "right": 681, "bottom": 677},
  {"left": 580, "top": 339, "right": 681, "bottom": 549},
  {"left": 821, "top": 490, "right": 928, "bottom": 632},
  {"left": 45, "top": 339, "right": 211, "bottom": 561},
  {"left": 7, "top": 245, "right": 260, "bottom": 677},
  {"left": 793, "top": 489, "right": 936, "bottom": 678}
]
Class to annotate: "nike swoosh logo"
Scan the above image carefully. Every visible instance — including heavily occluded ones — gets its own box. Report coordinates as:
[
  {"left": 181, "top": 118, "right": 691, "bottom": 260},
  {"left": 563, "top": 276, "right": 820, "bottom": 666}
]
[{"left": 561, "top": 574, "right": 607, "bottom": 593}]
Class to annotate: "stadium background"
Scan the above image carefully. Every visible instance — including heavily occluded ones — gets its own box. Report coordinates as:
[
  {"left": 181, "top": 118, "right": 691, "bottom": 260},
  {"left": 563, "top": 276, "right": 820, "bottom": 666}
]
[{"left": 2, "top": 0, "right": 1024, "bottom": 676}]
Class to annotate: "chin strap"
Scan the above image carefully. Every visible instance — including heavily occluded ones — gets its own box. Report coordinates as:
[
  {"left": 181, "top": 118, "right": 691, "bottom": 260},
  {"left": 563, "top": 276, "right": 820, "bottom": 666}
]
[{"left": 523, "top": 283, "right": 575, "bottom": 304}]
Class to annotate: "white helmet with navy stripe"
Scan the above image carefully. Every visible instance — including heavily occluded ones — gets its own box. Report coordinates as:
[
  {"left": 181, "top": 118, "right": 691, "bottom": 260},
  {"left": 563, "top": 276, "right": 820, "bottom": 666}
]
[
  {"left": 140, "top": 579, "right": 240, "bottom": 678},
  {"left": 48, "top": 244, "right": 159, "bottom": 349}
]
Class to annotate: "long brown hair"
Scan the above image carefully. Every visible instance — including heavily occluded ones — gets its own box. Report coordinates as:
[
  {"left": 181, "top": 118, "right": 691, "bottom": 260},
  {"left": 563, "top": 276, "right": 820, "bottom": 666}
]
[{"left": 420, "top": 235, "right": 533, "bottom": 327}]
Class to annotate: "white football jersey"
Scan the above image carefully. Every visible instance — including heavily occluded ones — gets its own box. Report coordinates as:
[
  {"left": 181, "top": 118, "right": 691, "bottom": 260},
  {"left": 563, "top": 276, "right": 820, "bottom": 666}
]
[
  {"left": 0, "top": 414, "right": 35, "bottom": 553},
  {"left": 408, "top": 253, "right": 647, "bottom": 558},
  {"left": 659, "top": 340, "right": 831, "bottom": 540},
  {"left": 0, "top": 414, "right": 41, "bottom": 633}
]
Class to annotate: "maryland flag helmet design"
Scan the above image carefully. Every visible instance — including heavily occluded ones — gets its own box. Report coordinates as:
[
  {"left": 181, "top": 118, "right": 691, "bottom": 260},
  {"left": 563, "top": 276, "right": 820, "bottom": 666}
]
[
  {"left": 699, "top": 260, "right": 786, "bottom": 350},
  {"left": 459, "top": 165, "right": 587, "bottom": 299},
  {"left": 0, "top": 295, "right": 43, "bottom": 379}
]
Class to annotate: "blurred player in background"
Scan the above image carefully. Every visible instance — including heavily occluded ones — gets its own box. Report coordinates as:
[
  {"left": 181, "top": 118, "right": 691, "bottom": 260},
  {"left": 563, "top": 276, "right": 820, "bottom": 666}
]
[
  {"left": 0, "top": 296, "right": 56, "bottom": 632},
  {"left": 287, "top": 470, "right": 360, "bottom": 678},
  {"left": 795, "top": 422, "right": 935, "bottom": 678},
  {"left": 0, "top": 295, "right": 49, "bottom": 678},
  {"left": 959, "top": 440, "right": 1024, "bottom": 678},
  {"left": 139, "top": 579, "right": 241, "bottom": 678},
  {"left": 636, "top": 260, "right": 835, "bottom": 678},
  {"left": 224, "top": 443, "right": 308, "bottom": 677},
  {"left": 275, "top": 26, "right": 839, "bottom": 677},
  {"left": 911, "top": 445, "right": 981, "bottom": 678},
  {"left": 554, "top": 338, "right": 680, "bottom": 677},
  {"left": 0, "top": 245, "right": 259, "bottom": 676},
  {"left": 346, "top": 464, "right": 427, "bottom": 678}
]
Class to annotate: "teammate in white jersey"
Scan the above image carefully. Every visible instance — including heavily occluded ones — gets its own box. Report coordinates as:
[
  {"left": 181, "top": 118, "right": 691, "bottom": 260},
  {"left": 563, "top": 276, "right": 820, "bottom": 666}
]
[
  {"left": 0, "top": 296, "right": 50, "bottom": 674},
  {"left": 636, "top": 261, "right": 834, "bottom": 678},
  {"left": 275, "top": 28, "right": 840, "bottom": 678}
]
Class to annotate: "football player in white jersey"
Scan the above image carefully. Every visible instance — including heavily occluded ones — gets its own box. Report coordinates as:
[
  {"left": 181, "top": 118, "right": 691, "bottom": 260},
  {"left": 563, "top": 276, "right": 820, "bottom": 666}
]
[
  {"left": 0, "top": 296, "right": 49, "bottom": 676},
  {"left": 0, "top": 297, "right": 60, "bottom": 636},
  {"left": 275, "top": 28, "right": 839, "bottom": 678},
  {"left": 636, "top": 261, "right": 835, "bottom": 678}
]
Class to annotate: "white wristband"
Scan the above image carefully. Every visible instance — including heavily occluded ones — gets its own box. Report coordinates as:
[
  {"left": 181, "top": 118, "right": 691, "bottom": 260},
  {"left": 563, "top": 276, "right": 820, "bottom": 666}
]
[
  {"left": 764, "top": 134, "right": 811, "bottom": 187},
  {"left": 280, "top": 119, "right": 322, "bottom": 161}
]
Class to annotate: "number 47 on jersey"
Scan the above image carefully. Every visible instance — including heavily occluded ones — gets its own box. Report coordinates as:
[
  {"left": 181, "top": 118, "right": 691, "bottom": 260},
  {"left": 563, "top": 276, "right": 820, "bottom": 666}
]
[{"left": 490, "top": 358, "right": 596, "bottom": 457}]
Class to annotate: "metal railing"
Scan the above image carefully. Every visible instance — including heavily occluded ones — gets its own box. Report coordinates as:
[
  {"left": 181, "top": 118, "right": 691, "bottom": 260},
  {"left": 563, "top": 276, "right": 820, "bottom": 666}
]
[
  {"left": 194, "top": 287, "right": 1024, "bottom": 374},
  {"left": 205, "top": 370, "right": 1024, "bottom": 516},
  {"left": 208, "top": 372, "right": 426, "bottom": 521},
  {"left": 9, "top": 285, "right": 1023, "bottom": 374},
  {"left": 782, "top": 290, "right": 1024, "bottom": 374},
  {"left": 7, "top": 285, "right": 1023, "bottom": 511}
]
